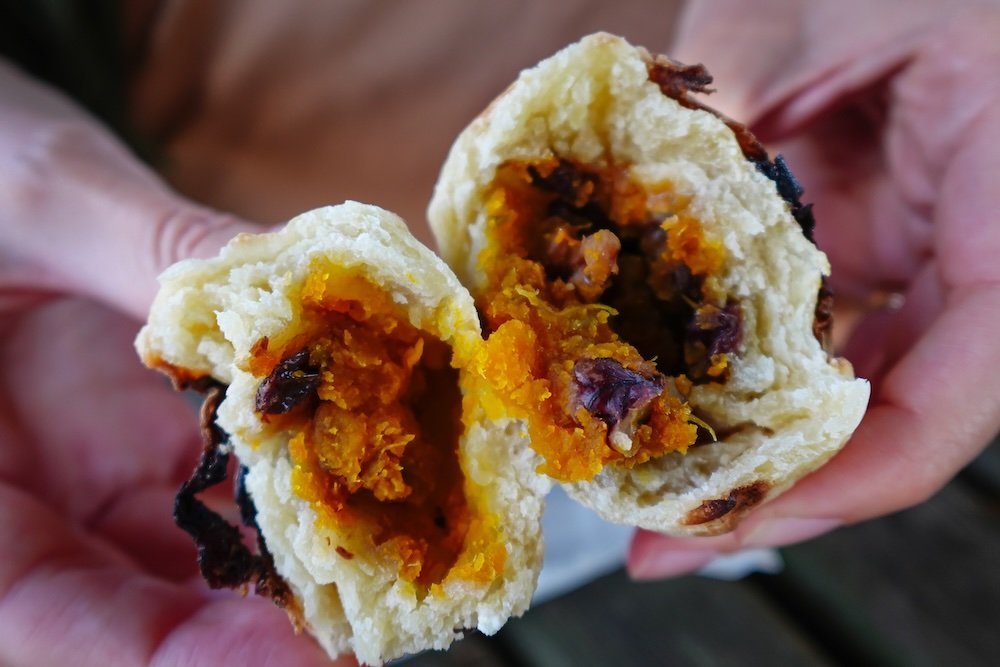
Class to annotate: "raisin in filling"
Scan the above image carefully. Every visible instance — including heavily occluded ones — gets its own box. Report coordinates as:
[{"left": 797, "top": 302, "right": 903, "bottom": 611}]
[{"left": 476, "top": 158, "right": 742, "bottom": 482}]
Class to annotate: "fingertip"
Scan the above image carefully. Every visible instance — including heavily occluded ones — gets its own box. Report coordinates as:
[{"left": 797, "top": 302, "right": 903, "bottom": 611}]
[
  {"left": 628, "top": 548, "right": 719, "bottom": 581},
  {"left": 626, "top": 531, "right": 719, "bottom": 581},
  {"left": 150, "top": 595, "right": 336, "bottom": 667},
  {"left": 742, "top": 517, "right": 842, "bottom": 548},
  {"left": 126, "top": 204, "right": 262, "bottom": 320}
]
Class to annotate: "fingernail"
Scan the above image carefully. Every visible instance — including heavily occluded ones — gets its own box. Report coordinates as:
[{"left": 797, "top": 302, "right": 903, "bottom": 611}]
[
  {"left": 744, "top": 517, "right": 842, "bottom": 547},
  {"left": 628, "top": 548, "right": 719, "bottom": 581}
]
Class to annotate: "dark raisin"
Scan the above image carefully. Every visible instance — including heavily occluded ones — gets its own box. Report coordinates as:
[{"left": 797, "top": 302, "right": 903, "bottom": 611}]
[
  {"left": 173, "top": 383, "right": 295, "bottom": 611},
  {"left": 813, "top": 279, "right": 835, "bottom": 351},
  {"left": 684, "top": 301, "right": 743, "bottom": 383},
  {"left": 646, "top": 55, "right": 769, "bottom": 163},
  {"left": 754, "top": 154, "right": 816, "bottom": 242},
  {"left": 604, "top": 254, "right": 689, "bottom": 375},
  {"left": 529, "top": 159, "right": 596, "bottom": 207},
  {"left": 682, "top": 481, "right": 770, "bottom": 526},
  {"left": 572, "top": 358, "right": 664, "bottom": 428},
  {"left": 433, "top": 507, "right": 448, "bottom": 531},
  {"left": 255, "top": 348, "right": 320, "bottom": 414},
  {"left": 638, "top": 224, "right": 667, "bottom": 257},
  {"left": 646, "top": 59, "right": 714, "bottom": 99},
  {"left": 689, "top": 301, "right": 743, "bottom": 357}
]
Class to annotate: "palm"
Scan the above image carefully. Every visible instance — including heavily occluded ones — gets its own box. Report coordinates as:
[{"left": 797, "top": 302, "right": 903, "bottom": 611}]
[
  {"left": 2, "top": 297, "right": 198, "bottom": 572},
  {"left": 0, "top": 298, "right": 339, "bottom": 666}
]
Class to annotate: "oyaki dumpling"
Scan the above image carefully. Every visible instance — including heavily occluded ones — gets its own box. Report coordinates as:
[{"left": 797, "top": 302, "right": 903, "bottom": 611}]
[
  {"left": 428, "top": 34, "right": 869, "bottom": 535},
  {"left": 136, "top": 203, "right": 549, "bottom": 665}
]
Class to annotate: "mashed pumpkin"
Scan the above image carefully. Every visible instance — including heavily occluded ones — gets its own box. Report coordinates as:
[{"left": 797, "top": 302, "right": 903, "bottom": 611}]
[
  {"left": 250, "top": 268, "right": 504, "bottom": 590},
  {"left": 475, "top": 157, "right": 739, "bottom": 483}
]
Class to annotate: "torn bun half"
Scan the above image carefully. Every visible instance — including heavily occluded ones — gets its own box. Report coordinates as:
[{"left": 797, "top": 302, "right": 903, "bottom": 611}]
[
  {"left": 136, "top": 203, "right": 549, "bottom": 665},
  {"left": 428, "top": 33, "right": 870, "bottom": 535}
]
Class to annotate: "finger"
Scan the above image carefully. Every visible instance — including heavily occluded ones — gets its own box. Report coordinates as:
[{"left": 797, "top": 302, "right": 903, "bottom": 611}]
[
  {"left": 87, "top": 483, "right": 200, "bottom": 583},
  {"left": 153, "top": 599, "right": 358, "bottom": 667},
  {"left": 671, "top": 0, "right": 803, "bottom": 120},
  {"left": 0, "top": 298, "right": 202, "bottom": 521},
  {"left": 0, "top": 61, "right": 261, "bottom": 320},
  {"left": 631, "top": 4, "right": 1000, "bottom": 583},
  {"left": 4, "top": 169, "right": 258, "bottom": 322},
  {"left": 629, "top": 282, "right": 1000, "bottom": 580},
  {"left": 767, "top": 110, "right": 935, "bottom": 301},
  {"left": 673, "top": 0, "right": 955, "bottom": 136},
  {"left": 119, "top": 204, "right": 261, "bottom": 321},
  {"left": 628, "top": 529, "right": 728, "bottom": 579},
  {"left": 841, "top": 260, "right": 945, "bottom": 385},
  {"left": 0, "top": 482, "right": 341, "bottom": 667},
  {"left": 627, "top": 513, "right": 838, "bottom": 580}
]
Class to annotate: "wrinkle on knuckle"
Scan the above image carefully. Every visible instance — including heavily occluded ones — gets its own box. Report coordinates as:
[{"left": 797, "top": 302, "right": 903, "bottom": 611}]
[{"left": 150, "top": 207, "right": 229, "bottom": 273}]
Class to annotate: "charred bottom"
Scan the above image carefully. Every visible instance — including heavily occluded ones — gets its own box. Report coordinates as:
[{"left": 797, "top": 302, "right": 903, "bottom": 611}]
[
  {"left": 173, "top": 382, "right": 300, "bottom": 621},
  {"left": 682, "top": 481, "right": 771, "bottom": 527}
]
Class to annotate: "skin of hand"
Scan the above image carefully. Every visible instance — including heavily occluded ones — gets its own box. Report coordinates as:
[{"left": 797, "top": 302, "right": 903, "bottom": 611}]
[
  {"left": 0, "top": 60, "right": 355, "bottom": 666},
  {"left": 628, "top": 0, "right": 1000, "bottom": 579}
]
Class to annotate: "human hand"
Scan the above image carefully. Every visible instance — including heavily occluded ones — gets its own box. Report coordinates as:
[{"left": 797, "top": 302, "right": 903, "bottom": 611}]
[
  {"left": 629, "top": 0, "right": 1000, "bottom": 578},
  {"left": 0, "top": 60, "right": 353, "bottom": 665}
]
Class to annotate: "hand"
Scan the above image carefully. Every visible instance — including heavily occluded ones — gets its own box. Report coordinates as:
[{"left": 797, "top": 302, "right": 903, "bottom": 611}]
[
  {"left": 630, "top": 0, "right": 1000, "bottom": 578},
  {"left": 0, "top": 60, "right": 351, "bottom": 665}
]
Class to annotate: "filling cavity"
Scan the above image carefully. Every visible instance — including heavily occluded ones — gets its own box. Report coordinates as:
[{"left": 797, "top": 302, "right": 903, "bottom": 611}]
[
  {"left": 251, "top": 271, "right": 504, "bottom": 590},
  {"left": 476, "top": 157, "right": 742, "bottom": 482}
]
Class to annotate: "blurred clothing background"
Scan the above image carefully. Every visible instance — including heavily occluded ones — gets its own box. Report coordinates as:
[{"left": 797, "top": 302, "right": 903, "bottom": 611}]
[{"left": 1, "top": 0, "right": 682, "bottom": 242}]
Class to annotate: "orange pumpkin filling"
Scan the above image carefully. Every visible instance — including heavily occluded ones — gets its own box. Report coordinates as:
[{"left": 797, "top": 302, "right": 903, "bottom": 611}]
[
  {"left": 476, "top": 157, "right": 740, "bottom": 483},
  {"left": 250, "top": 270, "right": 504, "bottom": 590}
]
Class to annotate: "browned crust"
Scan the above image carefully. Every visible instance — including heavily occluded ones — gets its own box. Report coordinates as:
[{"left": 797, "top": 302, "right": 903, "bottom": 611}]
[
  {"left": 173, "top": 380, "right": 303, "bottom": 630},
  {"left": 681, "top": 481, "right": 771, "bottom": 527},
  {"left": 644, "top": 54, "right": 816, "bottom": 243},
  {"left": 144, "top": 356, "right": 210, "bottom": 391},
  {"left": 813, "top": 279, "right": 835, "bottom": 353},
  {"left": 645, "top": 54, "right": 768, "bottom": 162},
  {"left": 644, "top": 50, "right": 832, "bottom": 362}
]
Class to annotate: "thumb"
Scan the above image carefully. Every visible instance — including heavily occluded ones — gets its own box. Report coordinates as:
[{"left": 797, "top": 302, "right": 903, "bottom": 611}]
[
  {"left": 673, "top": 0, "right": 953, "bottom": 140},
  {"left": 81, "top": 199, "right": 261, "bottom": 321},
  {"left": 1, "top": 181, "right": 260, "bottom": 322},
  {"left": 0, "top": 59, "right": 262, "bottom": 320}
]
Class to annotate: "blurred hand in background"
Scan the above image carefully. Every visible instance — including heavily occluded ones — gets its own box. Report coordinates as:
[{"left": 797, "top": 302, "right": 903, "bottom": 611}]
[{"left": 630, "top": 0, "right": 1000, "bottom": 579}]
